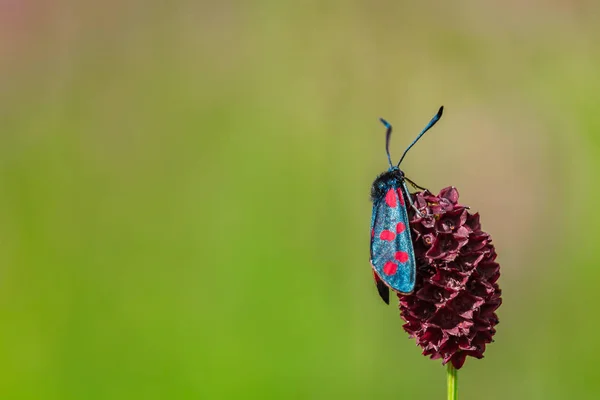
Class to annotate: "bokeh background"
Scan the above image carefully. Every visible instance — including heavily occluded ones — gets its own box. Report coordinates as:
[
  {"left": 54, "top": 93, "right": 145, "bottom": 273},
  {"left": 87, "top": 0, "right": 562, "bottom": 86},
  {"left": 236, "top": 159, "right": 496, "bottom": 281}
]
[{"left": 1, "top": 1, "right": 599, "bottom": 399}]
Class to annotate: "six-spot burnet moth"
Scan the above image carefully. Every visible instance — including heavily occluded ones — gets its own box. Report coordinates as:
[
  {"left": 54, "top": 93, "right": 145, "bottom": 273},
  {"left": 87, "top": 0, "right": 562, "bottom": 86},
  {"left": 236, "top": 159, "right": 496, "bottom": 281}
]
[{"left": 370, "top": 106, "right": 444, "bottom": 304}]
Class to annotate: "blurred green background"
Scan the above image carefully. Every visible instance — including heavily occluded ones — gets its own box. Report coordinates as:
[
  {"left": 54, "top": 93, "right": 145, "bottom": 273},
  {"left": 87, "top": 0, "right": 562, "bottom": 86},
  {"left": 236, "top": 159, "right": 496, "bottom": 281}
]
[{"left": 1, "top": 1, "right": 599, "bottom": 399}]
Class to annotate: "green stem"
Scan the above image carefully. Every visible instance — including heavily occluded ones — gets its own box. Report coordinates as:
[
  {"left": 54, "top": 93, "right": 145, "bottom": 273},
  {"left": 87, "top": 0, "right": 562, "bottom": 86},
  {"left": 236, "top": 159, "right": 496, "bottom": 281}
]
[{"left": 447, "top": 363, "right": 458, "bottom": 400}]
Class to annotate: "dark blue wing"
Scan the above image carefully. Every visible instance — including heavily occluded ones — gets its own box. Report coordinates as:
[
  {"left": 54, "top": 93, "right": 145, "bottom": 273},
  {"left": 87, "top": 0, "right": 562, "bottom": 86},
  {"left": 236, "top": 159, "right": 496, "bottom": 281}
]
[
  {"left": 370, "top": 204, "right": 389, "bottom": 304},
  {"left": 370, "top": 185, "right": 416, "bottom": 294}
]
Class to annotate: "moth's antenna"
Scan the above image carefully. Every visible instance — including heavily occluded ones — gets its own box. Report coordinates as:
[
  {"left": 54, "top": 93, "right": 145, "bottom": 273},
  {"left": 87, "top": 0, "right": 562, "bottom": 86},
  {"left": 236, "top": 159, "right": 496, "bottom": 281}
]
[
  {"left": 397, "top": 106, "right": 444, "bottom": 167},
  {"left": 379, "top": 118, "right": 393, "bottom": 168}
]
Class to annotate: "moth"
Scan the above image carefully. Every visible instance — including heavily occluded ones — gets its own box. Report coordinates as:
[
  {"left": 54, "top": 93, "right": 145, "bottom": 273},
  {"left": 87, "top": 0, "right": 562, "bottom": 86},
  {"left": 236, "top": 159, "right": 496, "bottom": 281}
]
[{"left": 370, "top": 106, "right": 444, "bottom": 304}]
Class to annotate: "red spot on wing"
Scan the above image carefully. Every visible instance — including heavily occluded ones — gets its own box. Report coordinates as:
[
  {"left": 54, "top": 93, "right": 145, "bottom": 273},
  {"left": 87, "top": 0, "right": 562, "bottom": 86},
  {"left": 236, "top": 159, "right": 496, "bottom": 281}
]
[
  {"left": 385, "top": 189, "right": 397, "bottom": 208},
  {"left": 396, "top": 222, "right": 405, "bottom": 233},
  {"left": 383, "top": 261, "right": 398, "bottom": 275},
  {"left": 380, "top": 230, "right": 396, "bottom": 241},
  {"left": 395, "top": 251, "right": 409, "bottom": 263},
  {"left": 371, "top": 228, "right": 375, "bottom": 238},
  {"left": 396, "top": 188, "right": 405, "bottom": 206}
]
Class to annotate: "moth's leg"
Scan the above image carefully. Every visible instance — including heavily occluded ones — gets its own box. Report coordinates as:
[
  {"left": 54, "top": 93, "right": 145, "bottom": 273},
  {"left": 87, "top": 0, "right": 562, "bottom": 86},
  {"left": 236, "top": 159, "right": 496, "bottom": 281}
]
[
  {"left": 402, "top": 180, "right": 426, "bottom": 218},
  {"left": 404, "top": 176, "right": 429, "bottom": 192}
]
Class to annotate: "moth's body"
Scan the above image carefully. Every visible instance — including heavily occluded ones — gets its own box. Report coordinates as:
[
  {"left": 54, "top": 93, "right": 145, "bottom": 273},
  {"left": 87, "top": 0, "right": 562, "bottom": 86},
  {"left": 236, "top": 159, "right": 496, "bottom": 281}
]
[
  {"left": 369, "top": 167, "right": 417, "bottom": 302},
  {"left": 369, "top": 107, "right": 444, "bottom": 304}
]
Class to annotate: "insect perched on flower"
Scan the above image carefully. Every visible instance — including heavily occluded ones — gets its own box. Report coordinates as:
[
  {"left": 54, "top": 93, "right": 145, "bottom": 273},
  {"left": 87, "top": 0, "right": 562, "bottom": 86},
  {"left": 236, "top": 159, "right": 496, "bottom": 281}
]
[{"left": 370, "top": 106, "right": 444, "bottom": 304}]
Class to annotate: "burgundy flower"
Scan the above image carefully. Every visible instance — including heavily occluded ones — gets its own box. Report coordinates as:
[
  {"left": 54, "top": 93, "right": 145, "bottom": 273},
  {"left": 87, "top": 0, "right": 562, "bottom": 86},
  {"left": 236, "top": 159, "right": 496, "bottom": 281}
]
[{"left": 399, "top": 186, "right": 501, "bottom": 369}]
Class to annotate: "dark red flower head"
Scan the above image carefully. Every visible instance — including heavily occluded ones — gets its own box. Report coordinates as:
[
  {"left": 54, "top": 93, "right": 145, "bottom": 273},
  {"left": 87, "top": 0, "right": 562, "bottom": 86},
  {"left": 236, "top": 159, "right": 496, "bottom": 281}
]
[{"left": 400, "top": 186, "right": 501, "bottom": 369}]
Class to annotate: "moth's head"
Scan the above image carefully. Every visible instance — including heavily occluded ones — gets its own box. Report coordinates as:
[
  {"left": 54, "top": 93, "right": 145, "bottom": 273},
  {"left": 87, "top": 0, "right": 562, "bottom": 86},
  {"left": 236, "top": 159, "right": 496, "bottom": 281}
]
[{"left": 370, "top": 167, "right": 404, "bottom": 202}]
